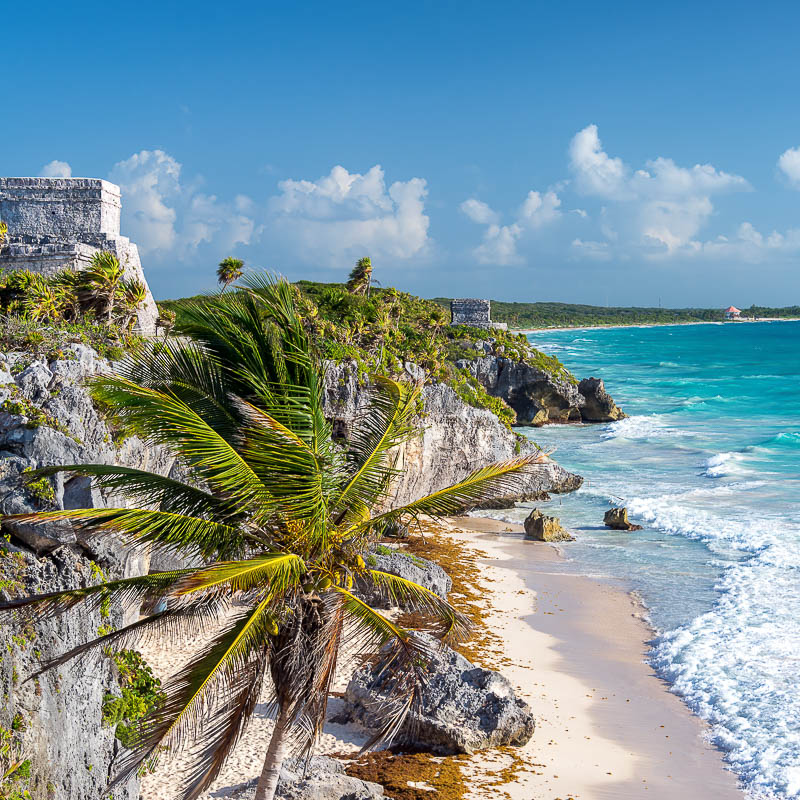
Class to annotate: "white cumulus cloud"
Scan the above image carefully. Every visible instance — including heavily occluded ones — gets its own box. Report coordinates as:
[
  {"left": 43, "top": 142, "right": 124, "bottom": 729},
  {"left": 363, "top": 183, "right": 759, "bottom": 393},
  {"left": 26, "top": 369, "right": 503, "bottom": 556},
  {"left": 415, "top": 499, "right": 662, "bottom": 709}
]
[
  {"left": 40, "top": 160, "right": 72, "bottom": 178},
  {"left": 267, "top": 165, "right": 430, "bottom": 264},
  {"left": 109, "top": 150, "right": 254, "bottom": 257},
  {"left": 460, "top": 198, "right": 499, "bottom": 225},
  {"left": 778, "top": 146, "right": 800, "bottom": 186},
  {"left": 462, "top": 190, "right": 561, "bottom": 265},
  {"left": 569, "top": 125, "right": 749, "bottom": 255}
]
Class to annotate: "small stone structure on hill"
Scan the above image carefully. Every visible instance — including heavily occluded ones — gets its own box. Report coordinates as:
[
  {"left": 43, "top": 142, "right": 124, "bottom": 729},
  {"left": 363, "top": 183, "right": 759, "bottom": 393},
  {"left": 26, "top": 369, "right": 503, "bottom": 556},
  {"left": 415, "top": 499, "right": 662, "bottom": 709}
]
[
  {"left": 450, "top": 298, "right": 507, "bottom": 330},
  {"left": 0, "top": 177, "right": 158, "bottom": 334}
]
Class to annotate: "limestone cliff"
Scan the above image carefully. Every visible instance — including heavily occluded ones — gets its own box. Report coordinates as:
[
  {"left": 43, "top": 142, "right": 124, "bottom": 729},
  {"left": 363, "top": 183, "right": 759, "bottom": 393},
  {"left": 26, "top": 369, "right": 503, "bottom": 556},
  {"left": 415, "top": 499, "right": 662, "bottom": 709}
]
[
  {"left": 0, "top": 345, "right": 176, "bottom": 800},
  {"left": 323, "top": 362, "right": 582, "bottom": 506},
  {"left": 458, "top": 351, "right": 625, "bottom": 426}
]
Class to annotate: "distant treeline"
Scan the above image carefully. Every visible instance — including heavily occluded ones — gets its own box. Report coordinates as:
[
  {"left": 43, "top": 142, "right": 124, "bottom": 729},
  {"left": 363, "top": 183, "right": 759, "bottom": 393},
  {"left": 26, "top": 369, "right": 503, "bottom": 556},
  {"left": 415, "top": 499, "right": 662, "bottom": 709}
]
[{"left": 431, "top": 299, "right": 800, "bottom": 329}]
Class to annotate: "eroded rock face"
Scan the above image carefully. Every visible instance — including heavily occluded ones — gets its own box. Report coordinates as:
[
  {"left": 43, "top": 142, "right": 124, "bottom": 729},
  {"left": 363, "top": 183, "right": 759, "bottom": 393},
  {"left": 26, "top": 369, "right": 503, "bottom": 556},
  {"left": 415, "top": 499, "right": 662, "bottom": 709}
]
[
  {"left": 523, "top": 509, "right": 575, "bottom": 542},
  {"left": 0, "top": 344, "right": 176, "bottom": 800},
  {"left": 344, "top": 634, "right": 535, "bottom": 755},
  {"left": 355, "top": 548, "right": 451, "bottom": 610},
  {"left": 224, "top": 757, "right": 384, "bottom": 800},
  {"left": 460, "top": 354, "right": 625, "bottom": 426},
  {"left": 323, "top": 362, "right": 582, "bottom": 509},
  {"left": 603, "top": 507, "right": 642, "bottom": 531},
  {"left": 578, "top": 377, "right": 626, "bottom": 423}
]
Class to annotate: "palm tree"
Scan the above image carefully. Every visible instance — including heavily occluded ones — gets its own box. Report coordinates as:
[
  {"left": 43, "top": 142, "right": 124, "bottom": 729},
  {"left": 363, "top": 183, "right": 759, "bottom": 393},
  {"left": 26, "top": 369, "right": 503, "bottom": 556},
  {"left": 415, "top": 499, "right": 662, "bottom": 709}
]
[
  {"left": 0, "top": 274, "right": 537, "bottom": 800},
  {"left": 80, "top": 251, "right": 125, "bottom": 323},
  {"left": 346, "top": 257, "right": 373, "bottom": 296},
  {"left": 119, "top": 278, "right": 148, "bottom": 332},
  {"left": 217, "top": 257, "right": 244, "bottom": 291}
]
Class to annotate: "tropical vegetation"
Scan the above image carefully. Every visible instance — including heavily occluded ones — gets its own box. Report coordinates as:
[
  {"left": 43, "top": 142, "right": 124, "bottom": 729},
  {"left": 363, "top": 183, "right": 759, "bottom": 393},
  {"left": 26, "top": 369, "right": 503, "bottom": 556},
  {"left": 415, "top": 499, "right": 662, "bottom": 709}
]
[
  {"left": 216, "top": 257, "right": 244, "bottom": 291},
  {"left": 0, "top": 273, "right": 536, "bottom": 800},
  {"left": 346, "top": 256, "right": 374, "bottom": 295},
  {"left": 160, "top": 267, "right": 575, "bottom": 430},
  {"left": 431, "top": 298, "right": 800, "bottom": 328},
  {"left": 0, "top": 251, "right": 148, "bottom": 359}
]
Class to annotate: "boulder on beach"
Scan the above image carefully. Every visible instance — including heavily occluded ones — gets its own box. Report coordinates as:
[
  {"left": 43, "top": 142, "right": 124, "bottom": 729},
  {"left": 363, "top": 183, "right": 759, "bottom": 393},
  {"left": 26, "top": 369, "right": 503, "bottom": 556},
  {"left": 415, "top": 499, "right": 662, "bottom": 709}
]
[
  {"left": 603, "top": 507, "right": 642, "bottom": 531},
  {"left": 223, "top": 756, "right": 384, "bottom": 800},
  {"left": 343, "top": 633, "right": 535, "bottom": 755},
  {"left": 578, "top": 377, "right": 626, "bottom": 422},
  {"left": 355, "top": 548, "right": 452, "bottom": 610},
  {"left": 523, "top": 509, "right": 575, "bottom": 542}
]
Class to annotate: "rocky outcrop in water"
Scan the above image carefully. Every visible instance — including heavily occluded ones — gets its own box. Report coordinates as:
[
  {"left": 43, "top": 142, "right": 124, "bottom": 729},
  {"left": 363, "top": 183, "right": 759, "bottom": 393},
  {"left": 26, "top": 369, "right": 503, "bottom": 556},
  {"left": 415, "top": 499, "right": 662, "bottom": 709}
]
[
  {"left": 458, "top": 351, "right": 625, "bottom": 426},
  {"left": 0, "top": 344, "right": 176, "bottom": 800},
  {"left": 603, "top": 507, "right": 642, "bottom": 531},
  {"left": 344, "top": 634, "right": 535, "bottom": 755},
  {"left": 323, "top": 362, "right": 582, "bottom": 508},
  {"left": 523, "top": 509, "right": 574, "bottom": 542},
  {"left": 578, "top": 377, "right": 626, "bottom": 423}
]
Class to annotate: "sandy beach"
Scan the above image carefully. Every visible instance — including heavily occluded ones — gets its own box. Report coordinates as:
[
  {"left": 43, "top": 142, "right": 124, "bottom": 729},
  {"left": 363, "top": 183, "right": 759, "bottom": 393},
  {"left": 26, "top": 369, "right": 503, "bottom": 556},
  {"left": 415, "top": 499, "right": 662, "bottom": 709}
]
[
  {"left": 138, "top": 515, "right": 743, "bottom": 800},
  {"left": 510, "top": 317, "right": 800, "bottom": 335}
]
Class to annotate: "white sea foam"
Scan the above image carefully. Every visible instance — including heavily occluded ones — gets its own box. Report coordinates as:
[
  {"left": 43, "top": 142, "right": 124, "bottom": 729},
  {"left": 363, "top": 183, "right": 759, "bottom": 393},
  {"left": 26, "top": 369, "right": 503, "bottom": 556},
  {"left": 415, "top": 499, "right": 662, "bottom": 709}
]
[
  {"left": 703, "top": 452, "right": 741, "bottom": 478},
  {"left": 652, "top": 544, "right": 800, "bottom": 799},
  {"left": 601, "top": 414, "right": 684, "bottom": 440}
]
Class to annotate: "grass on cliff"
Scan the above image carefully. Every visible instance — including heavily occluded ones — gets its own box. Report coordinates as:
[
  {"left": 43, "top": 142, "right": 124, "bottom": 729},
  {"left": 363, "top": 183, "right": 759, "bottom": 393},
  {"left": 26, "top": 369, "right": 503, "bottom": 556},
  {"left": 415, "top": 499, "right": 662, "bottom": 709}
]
[{"left": 160, "top": 278, "right": 575, "bottom": 428}]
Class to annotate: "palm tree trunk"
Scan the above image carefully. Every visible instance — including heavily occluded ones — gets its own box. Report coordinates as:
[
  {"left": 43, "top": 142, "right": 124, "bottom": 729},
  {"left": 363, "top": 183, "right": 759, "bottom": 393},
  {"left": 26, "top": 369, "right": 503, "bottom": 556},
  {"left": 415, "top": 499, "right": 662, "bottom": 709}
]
[{"left": 253, "top": 703, "right": 291, "bottom": 800}]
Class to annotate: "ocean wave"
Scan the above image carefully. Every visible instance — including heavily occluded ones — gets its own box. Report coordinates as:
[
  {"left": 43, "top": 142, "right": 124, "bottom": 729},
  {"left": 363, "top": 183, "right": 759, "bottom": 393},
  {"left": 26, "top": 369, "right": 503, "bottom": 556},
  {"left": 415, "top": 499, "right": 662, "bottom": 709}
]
[
  {"left": 702, "top": 452, "right": 745, "bottom": 478},
  {"left": 651, "top": 550, "right": 800, "bottom": 798},
  {"left": 601, "top": 414, "right": 686, "bottom": 440}
]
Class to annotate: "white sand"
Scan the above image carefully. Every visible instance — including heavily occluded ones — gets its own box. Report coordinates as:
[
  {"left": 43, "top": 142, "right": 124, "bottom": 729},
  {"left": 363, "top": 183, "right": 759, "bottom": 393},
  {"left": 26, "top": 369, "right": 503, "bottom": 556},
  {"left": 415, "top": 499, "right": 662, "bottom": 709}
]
[{"left": 138, "top": 516, "right": 744, "bottom": 800}]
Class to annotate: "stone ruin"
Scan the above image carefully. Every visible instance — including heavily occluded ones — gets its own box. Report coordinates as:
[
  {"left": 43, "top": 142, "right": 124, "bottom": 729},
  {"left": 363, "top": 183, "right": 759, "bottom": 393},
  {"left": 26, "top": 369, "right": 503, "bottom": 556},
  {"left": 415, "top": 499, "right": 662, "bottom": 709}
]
[
  {"left": 450, "top": 298, "right": 507, "bottom": 330},
  {"left": 0, "top": 177, "right": 158, "bottom": 334}
]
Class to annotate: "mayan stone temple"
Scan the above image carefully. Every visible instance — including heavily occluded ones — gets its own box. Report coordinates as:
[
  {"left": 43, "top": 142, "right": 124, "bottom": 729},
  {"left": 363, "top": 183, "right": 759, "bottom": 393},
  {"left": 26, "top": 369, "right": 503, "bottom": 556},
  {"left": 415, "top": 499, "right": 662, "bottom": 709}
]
[
  {"left": 0, "top": 177, "right": 158, "bottom": 333},
  {"left": 449, "top": 297, "right": 507, "bottom": 330}
]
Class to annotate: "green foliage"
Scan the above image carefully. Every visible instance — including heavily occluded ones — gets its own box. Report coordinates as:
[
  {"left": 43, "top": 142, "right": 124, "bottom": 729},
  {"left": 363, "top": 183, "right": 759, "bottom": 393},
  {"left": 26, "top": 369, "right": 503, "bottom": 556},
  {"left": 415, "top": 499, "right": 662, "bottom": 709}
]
[
  {"left": 216, "top": 257, "right": 244, "bottom": 290},
  {"left": 0, "top": 722, "right": 32, "bottom": 799},
  {"left": 21, "top": 471, "right": 55, "bottom": 507},
  {"left": 346, "top": 256, "right": 373, "bottom": 295},
  {"left": 102, "top": 650, "right": 165, "bottom": 749},
  {"left": 1, "top": 391, "right": 71, "bottom": 437},
  {"left": 433, "top": 298, "right": 799, "bottom": 328},
  {"left": 160, "top": 279, "right": 577, "bottom": 426},
  {"left": 1, "top": 274, "right": 535, "bottom": 797},
  {"left": 0, "top": 252, "right": 147, "bottom": 342}
]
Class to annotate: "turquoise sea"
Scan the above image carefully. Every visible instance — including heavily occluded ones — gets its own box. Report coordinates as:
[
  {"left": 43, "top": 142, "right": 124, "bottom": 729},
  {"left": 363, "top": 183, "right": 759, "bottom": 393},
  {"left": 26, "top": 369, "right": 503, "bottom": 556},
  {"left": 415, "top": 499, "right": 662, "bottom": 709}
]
[{"left": 480, "top": 321, "right": 800, "bottom": 799}]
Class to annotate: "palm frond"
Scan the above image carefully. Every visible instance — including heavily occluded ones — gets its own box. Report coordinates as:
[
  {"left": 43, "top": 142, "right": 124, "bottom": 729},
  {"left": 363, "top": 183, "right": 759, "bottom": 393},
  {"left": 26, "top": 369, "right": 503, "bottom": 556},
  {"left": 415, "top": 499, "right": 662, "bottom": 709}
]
[
  {"left": 364, "top": 455, "right": 537, "bottom": 528},
  {"left": 366, "top": 570, "right": 471, "bottom": 643},
  {"left": 82, "top": 377, "right": 276, "bottom": 521},
  {"left": 332, "top": 377, "right": 421, "bottom": 524},
  {"left": 111, "top": 600, "right": 274, "bottom": 788},
  {"left": 27, "top": 464, "right": 234, "bottom": 521},
  {"left": 2, "top": 508, "right": 248, "bottom": 561},
  {"left": 173, "top": 554, "right": 304, "bottom": 597},
  {"left": 334, "top": 586, "right": 434, "bottom": 750},
  {"left": 0, "top": 569, "right": 193, "bottom": 618}
]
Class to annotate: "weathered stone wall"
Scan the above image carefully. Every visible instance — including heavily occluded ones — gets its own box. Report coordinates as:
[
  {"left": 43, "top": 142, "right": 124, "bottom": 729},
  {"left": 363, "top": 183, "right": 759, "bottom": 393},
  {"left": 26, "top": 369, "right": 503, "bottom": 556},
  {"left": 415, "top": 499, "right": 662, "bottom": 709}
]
[
  {"left": 449, "top": 298, "right": 507, "bottom": 330},
  {"left": 0, "top": 178, "right": 121, "bottom": 239},
  {"left": 0, "top": 178, "right": 158, "bottom": 335}
]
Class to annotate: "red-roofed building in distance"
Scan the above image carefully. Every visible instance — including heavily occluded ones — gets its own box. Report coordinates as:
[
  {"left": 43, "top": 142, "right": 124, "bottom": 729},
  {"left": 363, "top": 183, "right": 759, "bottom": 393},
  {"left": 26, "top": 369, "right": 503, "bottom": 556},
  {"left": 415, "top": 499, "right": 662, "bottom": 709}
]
[{"left": 724, "top": 305, "right": 742, "bottom": 320}]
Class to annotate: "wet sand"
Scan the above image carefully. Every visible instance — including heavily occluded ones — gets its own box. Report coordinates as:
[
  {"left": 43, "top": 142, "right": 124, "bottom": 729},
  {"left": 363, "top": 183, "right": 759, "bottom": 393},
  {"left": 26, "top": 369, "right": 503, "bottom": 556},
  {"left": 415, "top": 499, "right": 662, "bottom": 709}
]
[{"left": 451, "top": 515, "right": 743, "bottom": 799}]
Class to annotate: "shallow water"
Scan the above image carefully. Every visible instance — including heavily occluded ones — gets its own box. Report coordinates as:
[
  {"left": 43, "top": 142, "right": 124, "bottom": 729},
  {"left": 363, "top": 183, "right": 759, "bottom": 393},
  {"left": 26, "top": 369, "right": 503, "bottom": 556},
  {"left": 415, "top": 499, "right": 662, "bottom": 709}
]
[{"left": 475, "top": 321, "right": 800, "bottom": 799}]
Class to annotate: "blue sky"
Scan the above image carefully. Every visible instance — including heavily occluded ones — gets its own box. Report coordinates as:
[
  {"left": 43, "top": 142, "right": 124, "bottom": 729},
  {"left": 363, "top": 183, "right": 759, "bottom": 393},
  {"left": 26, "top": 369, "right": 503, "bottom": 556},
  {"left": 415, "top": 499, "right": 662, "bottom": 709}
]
[{"left": 4, "top": 0, "right": 800, "bottom": 306}]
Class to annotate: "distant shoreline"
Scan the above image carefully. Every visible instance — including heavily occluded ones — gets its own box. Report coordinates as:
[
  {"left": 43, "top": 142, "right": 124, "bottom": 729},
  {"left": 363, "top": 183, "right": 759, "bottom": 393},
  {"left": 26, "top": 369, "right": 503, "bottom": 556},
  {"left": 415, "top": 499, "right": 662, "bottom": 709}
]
[{"left": 512, "top": 317, "right": 800, "bottom": 334}]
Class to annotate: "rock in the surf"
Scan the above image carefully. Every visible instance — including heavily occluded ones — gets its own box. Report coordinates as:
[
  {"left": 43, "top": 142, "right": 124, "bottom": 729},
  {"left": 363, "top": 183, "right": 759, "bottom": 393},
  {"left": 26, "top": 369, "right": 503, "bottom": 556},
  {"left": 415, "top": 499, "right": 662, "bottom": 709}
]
[
  {"left": 523, "top": 509, "right": 574, "bottom": 542},
  {"left": 344, "top": 633, "right": 535, "bottom": 754},
  {"left": 603, "top": 507, "right": 642, "bottom": 531},
  {"left": 577, "top": 377, "right": 626, "bottom": 422}
]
